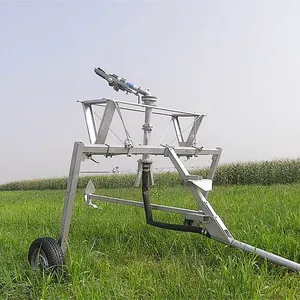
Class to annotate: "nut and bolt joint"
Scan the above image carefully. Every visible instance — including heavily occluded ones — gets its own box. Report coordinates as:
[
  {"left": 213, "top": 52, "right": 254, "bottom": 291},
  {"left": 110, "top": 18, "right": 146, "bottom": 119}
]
[
  {"left": 142, "top": 123, "right": 153, "bottom": 132},
  {"left": 142, "top": 95, "right": 157, "bottom": 106}
]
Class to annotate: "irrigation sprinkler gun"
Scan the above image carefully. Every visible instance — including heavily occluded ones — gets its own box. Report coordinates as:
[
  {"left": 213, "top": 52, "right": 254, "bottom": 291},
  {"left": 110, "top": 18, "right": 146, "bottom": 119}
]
[{"left": 28, "top": 67, "right": 300, "bottom": 272}]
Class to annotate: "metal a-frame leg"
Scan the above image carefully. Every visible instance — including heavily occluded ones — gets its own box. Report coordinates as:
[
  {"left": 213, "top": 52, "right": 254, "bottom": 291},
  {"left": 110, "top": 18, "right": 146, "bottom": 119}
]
[
  {"left": 166, "top": 147, "right": 233, "bottom": 243},
  {"left": 58, "top": 141, "right": 84, "bottom": 254},
  {"left": 165, "top": 147, "right": 300, "bottom": 271},
  {"left": 203, "top": 150, "right": 222, "bottom": 199}
]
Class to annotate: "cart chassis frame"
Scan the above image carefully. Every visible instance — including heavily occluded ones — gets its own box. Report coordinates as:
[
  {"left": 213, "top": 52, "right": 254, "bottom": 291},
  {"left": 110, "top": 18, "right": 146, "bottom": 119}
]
[{"left": 56, "top": 98, "right": 300, "bottom": 272}]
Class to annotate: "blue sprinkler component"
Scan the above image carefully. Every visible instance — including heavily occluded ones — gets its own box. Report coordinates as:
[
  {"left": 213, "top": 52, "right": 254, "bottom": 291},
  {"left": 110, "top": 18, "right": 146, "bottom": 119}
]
[{"left": 126, "top": 82, "right": 134, "bottom": 89}]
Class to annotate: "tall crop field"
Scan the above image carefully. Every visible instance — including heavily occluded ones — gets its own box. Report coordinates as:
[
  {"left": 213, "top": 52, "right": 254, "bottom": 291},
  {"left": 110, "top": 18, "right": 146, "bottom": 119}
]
[{"left": 1, "top": 159, "right": 299, "bottom": 191}]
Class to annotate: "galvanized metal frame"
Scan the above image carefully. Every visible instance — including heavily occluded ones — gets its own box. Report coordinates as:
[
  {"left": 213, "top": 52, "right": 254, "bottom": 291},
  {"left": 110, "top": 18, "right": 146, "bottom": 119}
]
[
  {"left": 81, "top": 98, "right": 205, "bottom": 146},
  {"left": 57, "top": 98, "right": 300, "bottom": 272}
]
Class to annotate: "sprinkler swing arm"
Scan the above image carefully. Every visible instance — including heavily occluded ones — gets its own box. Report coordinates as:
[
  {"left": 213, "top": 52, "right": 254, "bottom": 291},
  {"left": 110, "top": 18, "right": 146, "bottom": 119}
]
[{"left": 28, "top": 67, "right": 300, "bottom": 272}]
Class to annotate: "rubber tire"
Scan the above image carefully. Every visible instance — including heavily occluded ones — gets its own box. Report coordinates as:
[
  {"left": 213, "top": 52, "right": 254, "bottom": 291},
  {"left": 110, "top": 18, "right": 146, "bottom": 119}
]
[{"left": 28, "top": 237, "right": 65, "bottom": 271}]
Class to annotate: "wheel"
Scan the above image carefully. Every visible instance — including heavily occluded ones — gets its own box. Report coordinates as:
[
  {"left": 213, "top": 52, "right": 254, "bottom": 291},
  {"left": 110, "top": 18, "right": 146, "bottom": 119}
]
[{"left": 28, "top": 237, "right": 65, "bottom": 271}]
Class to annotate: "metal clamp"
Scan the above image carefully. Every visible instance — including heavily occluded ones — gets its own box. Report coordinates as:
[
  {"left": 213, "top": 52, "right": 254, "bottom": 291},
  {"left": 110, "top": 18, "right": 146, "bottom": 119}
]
[
  {"left": 193, "top": 145, "right": 204, "bottom": 157},
  {"left": 84, "top": 194, "right": 98, "bottom": 209},
  {"left": 85, "top": 153, "right": 99, "bottom": 164},
  {"left": 105, "top": 143, "right": 112, "bottom": 158},
  {"left": 124, "top": 139, "right": 134, "bottom": 156},
  {"left": 142, "top": 123, "right": 153, "bottom": 132}
]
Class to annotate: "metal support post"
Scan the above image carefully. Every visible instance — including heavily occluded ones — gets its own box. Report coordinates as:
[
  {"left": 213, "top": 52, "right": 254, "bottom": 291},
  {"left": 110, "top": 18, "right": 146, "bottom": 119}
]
[
  {"left": 82, "top": 103, "right": 97, "bottom": 144},
  {"left": 58, "top": 141, "right": 84, "bottom": 254},
  {"left": 203, "top": 148, "right": 222, "bottom": 199},
  {"left": 141, "top": 95, "right": 156, "bottom": 161},
  {"left": 134, "top": 95, "right": 157, "bottom": 186}
]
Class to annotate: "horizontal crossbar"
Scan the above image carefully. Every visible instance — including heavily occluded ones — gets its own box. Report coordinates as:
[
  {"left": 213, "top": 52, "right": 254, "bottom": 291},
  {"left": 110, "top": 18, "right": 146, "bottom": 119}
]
[
  {"left": 82, "top": 144, "right": 221, "bottom": 156},
  {"left": 79, "top": 98, "right": 205, "bottom": 117},
  {"left": 86, "top": 194, "right": 206, "bottom": 217}
]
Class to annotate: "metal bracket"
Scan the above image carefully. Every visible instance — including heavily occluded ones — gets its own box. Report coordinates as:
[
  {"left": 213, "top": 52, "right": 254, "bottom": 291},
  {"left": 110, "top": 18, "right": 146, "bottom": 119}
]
[
  {"left": 84, "top": 180, "right": 98, "bottom": 209},
  {"left": 193, "top": 145, "right": 204, "bottom": 157},
  {"left": 104, "top": 143, "right": 112, "bottom": 158}
]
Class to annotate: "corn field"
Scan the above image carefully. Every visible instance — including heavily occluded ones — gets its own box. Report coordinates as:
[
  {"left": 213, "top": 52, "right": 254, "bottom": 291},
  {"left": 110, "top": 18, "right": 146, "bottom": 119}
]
[{"left": 1, "top": 159, "right": 299, "bottom": 191}]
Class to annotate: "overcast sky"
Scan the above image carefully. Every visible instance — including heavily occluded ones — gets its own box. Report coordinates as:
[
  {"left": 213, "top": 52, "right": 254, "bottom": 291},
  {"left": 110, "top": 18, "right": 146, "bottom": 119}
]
[{"left": 1, "top": 0, "right": 300, "bottom": 184}]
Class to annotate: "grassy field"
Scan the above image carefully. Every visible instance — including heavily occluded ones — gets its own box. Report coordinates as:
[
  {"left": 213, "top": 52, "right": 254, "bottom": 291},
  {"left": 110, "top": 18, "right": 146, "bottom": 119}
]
[{"left": 0, "top": 184, "right": 299, "bottom": 299}]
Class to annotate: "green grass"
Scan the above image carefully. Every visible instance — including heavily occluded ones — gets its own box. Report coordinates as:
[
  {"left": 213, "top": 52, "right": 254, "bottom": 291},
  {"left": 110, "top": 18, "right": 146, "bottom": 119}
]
[{"left": 0, "top": 184, "right": 299, "bottom": 299}]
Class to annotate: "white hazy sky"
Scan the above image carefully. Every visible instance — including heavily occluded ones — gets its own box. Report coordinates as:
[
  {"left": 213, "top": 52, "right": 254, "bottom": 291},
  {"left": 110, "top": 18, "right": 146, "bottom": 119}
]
[{"left": 1, "top": 0, "right": 300, "bottom": 184}]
